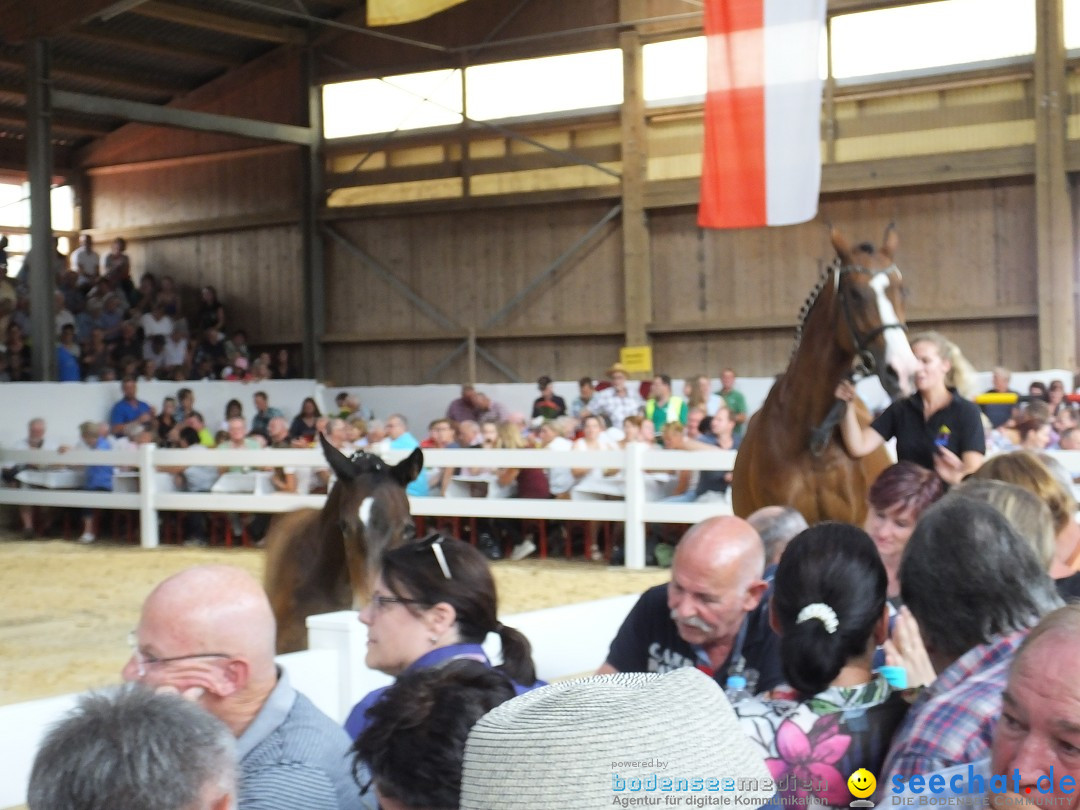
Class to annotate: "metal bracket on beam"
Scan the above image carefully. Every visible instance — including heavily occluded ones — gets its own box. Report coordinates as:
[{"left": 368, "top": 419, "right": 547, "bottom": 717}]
[{"left": 52, "top": 89, "right": 316, "bottom": 146}]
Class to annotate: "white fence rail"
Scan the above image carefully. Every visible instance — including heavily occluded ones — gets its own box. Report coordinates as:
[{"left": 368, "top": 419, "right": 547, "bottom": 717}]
[
  {"left": 0, "top": 444, "right": 741, "bottom": 568},
  {"left": 5, "top": 444, "right": 1080, "bottom": 568}
]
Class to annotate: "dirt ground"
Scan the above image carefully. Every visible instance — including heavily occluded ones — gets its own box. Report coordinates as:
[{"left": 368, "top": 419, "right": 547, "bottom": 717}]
[{"left": 0, "top": 532, "right": 669, "bottom": 706}]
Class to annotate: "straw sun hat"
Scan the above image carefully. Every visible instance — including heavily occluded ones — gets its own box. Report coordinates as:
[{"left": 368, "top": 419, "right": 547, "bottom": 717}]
[{"left": 459, "top": 668, "right": 773, "bottom": 810}]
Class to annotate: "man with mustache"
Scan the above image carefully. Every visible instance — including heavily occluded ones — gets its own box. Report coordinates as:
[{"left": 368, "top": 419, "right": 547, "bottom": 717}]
[{"left": 597, "top": 515, "right": 783, "bottom": 695}]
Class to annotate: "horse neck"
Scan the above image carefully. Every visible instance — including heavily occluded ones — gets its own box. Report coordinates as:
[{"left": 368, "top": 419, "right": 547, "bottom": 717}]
[
  {"left": 780, "top": 285, "right": 857, "bottom": 428},
  {"left": 316, "top": 483, "right": 348, "bottom": 574}
]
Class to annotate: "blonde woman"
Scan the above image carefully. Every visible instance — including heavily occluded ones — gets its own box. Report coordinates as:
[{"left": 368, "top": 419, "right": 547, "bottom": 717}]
[{"left": 836, "top": 331, "right": 984, "bottom": 486}]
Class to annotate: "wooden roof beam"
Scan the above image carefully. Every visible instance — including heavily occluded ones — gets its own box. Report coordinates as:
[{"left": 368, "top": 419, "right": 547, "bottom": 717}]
[
  {"left": 0, "top": 55, "right": 185, "bottom": 97},
  {"left": 131, "top": 1, "right": 307, "bottom": 45}
]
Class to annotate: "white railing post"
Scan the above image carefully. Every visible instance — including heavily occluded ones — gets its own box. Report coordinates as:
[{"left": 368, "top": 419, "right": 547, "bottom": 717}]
[
  {"left": 623, "top": 441, "right": 646, "bottom": 569},
  {"left": 138, "top": 443, "right": 159, "bottom": 549}
]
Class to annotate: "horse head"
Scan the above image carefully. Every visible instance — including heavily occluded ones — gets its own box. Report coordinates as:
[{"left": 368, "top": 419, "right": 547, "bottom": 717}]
[
  {"left": 830, "top": 223, "right": 918, "bottom": 399},
  {"left": 319, "top": 433, "right": 423, "bottom": 606}
]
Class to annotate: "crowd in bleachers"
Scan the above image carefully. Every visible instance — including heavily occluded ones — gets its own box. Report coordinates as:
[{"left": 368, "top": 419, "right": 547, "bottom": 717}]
[{"left": 1, "top": 234, "right": 300, "bottom": 383}]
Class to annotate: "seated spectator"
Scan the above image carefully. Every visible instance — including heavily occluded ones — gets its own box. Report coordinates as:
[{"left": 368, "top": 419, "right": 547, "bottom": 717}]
[
  {"left": 660, "top": 422, "right": 719, "bottom": 501},
  {"left": 734, "top": 523, "right": 909, "bottom": 808},
  {"left": 882, "top": 494, "right": 1061, "bottom": 781},
  {"left": 175, "top": 387, "right": 195, "bottom": 423},
  {"left": 124, "top": 565, "right": 373, "bottom": 809},
  {"left": 80, "top": 326, "right": 111, "bottom": 381},
  {"left": 746, "top": 505, "right": 808, "bottom": 574},
  {"left": 56, "top": 324, "right": 81, "bottom": 382},
  {"left": 53, "top": 290, "right": 75, "bottom": 337},
  {"left": 955, "top": 478, "right": 1056, "bottom": 572},
  {"left": 69, "top": 233, "right": 100, "bottom": 291},
  {"left": 75, "top": 420, "right": 113, "bottom": 544},
  {"left": 98, "top": 292, "right": 126, "bottom": 341},
  {"left": 163, "top": 426, "right": 219, "bottom": 545},
  {"left": 162, "top": 324, "right": 189, "bottom": 374},
  {"left": 250, "top": 390, "right": 283, "bottom": 440},
  {"left": 344, "top": 535, "right": 543, "bottom": 740},
  {"left": 74, "top": 296, "right": 102, "bottom": 344},
  {"left": 273, "top": 347, "right": 298, "bottom": 379},
  {"left": 220, "top": 398, "right": 244, "bottom": 433},
  {"left": 457, "top": 668, "right": 772, "bottom": 810},
  {"left": 222, "top": 355, "right": 250, "bottom": 381},
  {"left": 109, "top": 377, "right": 153, "bottom": 438},
  {"left": 1029, "top": 380, "right": 1049, "bottom": 402},
  {"left": 102, "top": 237, "right": 133, "bottom": 304},
  {"left": 109, "top": 319, "right": 143, "bottom": 368},
  {"left": 224, "top": 328, "right": 250, "bottom": 364},
  {"left": 352, "top": 660, "right": 516, "bottom": 810},
  {"left": 156, "top": 396, "right": 179, "bottom": 446},
  {"left": 421, "top": 417, "right": 457, "bottom": 495},
  {"left": 2, "top": 417, "right": 60, "bottom": 538},
  {"left": 598, "top": 516, "right": 783, "bottom": 695},
  {"left": 1016, "top": 412, "right": 1052, "bottom": 451},
  {"left": 571, "top": 414, "right": 618, "bottom": 483},
  {"left": 570, "top": 375, "right": 595, "bottom": 419},
  {"left": 218, "top": 417, "right": 261, "bottom": 472},
  {"left": 456, "top": 419, "right": 480, "bottom": 448},
  {"left": 197, "top": 285, "right": 225, "bottom": 333},
  {"left": 538, "top": 416, "right": 575, "bottom": 498},
  {"left": 156, "top": 274, "right": 181, "bottom": 318},
  {"left": 885, "top": 604, "right": 1080, "bottom": 809},
  {"left": 531, "top": 375, "right": 566, "bottom": 419},
  {"left": 183, "top": 410, "right": 215, "bottom": 447},
  {"left": 26, "top": 684, "right": 236, "bottom": 810},
  {"left": 386, "top": 414, "right": 428, "bottom": 497},
  {"left": 971, "top": 450, "right": 1080, "bottom": 600},
  {"left": 473, "top": 391, "right": 510, "bottom": 425},
  {"left": 863, "top": 462, "right": 945, "bottom": 604},
  {"left": 138, "top": 357, "right": 160, "bottom": 382},
  {"left": 694, "top": 405, "right": 739, "bottom": 500},
  {"left": 493, "top": 421, "right": 549, "bottom": 560},
  {"left": 289, "top": 396, "right": 321, "bottom": 443}
]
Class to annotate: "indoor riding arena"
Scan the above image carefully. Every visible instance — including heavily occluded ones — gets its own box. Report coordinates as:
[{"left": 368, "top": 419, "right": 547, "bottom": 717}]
[{"left": 3, "top": 0, "right": 1080, "bottom": 808}]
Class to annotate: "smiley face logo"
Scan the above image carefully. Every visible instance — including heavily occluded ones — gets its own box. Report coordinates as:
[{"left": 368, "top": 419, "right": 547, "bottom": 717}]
[{"left": 848, "top": 769, "right": 876, "bottom": 799}]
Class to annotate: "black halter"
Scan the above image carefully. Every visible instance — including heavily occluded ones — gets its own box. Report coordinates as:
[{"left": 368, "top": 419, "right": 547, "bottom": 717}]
[{"left": 833, "top": 260, "right": 907, "bottom": 378}]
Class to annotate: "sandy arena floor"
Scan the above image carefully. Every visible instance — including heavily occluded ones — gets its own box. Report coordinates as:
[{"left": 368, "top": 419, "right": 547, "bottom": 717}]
[{"left": 0, "top": 532, "right": 669, "bottom": 706}]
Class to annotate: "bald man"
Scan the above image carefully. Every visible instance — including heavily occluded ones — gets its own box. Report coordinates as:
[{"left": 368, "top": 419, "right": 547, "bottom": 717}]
[
  {"left": 597, "top": 516, "right": 782, "bottom": 694},
  {"left": 124, "top": 565, "right": 373, "bottom": 810}
]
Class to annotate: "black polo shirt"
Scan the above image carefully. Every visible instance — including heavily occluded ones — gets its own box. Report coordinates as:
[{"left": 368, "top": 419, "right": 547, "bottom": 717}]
[
  {"left": 604, "top": 583, "right": 783, "bottom": 695},
  {"left": 871, "top": 388, "right": 985, "bottom": 472}
]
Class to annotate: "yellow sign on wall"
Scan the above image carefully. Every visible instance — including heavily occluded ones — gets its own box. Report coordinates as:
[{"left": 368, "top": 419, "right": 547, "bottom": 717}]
[{"left": 619, "top": 345, "right": 653, "bottom": 375}]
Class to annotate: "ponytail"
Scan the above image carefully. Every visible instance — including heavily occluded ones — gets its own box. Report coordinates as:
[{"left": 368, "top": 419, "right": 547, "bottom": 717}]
[{"left": 494, "top": 624, "right": 537, "bottom": 687}]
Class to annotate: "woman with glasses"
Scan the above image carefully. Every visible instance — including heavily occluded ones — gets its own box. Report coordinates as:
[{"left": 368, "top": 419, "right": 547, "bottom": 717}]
[{"left": 343, "top": 535, "right": 543, "bottom": 740}]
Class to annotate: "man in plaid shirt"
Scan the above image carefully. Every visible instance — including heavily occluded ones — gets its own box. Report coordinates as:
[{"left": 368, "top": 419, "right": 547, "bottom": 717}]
[
  {"left": 881, "top": 494, "right": 1061, "bottom": 784},
  {"left": 585, "top": 362, "right": 643, "bottom": 429}
]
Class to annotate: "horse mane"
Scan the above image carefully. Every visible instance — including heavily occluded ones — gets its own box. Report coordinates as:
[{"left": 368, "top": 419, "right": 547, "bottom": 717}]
[{"left": 790, "top": 258, "right": 840, "bottom": 362}]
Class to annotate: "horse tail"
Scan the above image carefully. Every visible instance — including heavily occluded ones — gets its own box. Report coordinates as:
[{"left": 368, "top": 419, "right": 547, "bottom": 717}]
[{"left": 494, "top": 623, "right": 538, "bottom": 686}]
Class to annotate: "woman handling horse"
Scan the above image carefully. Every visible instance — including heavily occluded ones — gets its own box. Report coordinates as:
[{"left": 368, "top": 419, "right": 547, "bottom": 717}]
[
  {"left": 835, "top": 331, "right": 984, "bottom": 486},
  {"left": 343, "top": 534, "right": 543, "bottom": 740}
]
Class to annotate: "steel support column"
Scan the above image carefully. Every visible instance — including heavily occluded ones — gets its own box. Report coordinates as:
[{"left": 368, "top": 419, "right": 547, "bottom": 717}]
[
  {"left": 27, "top": 39, "right": 55, "bottom": 382},
  {"left": 302, "top": 47, "right": 325, "bottom": 379}
]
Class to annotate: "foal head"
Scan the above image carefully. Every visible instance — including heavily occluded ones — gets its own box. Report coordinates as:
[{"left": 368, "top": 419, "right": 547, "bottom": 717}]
[
  {"left": 320, "top": 434, "right": 423, "bottom": 605},
  {"left": 830, "top": 224, "right": 918, "bottom": 399}
]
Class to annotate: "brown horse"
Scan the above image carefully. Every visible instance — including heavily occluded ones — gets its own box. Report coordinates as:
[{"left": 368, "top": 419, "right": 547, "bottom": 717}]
[
  {"left": 732, "top": 225, "right": 919, "bottom": 525},
  {"left": 264, "top": 435, "right": 423, "bottom": 652}
]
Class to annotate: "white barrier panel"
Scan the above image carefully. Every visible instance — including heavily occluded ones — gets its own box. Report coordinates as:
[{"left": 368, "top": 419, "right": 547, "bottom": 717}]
[{"left": 0, "top": 595, "right": 638, "bottom": 809}]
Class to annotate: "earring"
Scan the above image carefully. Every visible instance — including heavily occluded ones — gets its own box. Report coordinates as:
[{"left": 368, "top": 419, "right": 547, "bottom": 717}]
[{"left": 429, "top": 635, "right": 438, "bottom": 644}]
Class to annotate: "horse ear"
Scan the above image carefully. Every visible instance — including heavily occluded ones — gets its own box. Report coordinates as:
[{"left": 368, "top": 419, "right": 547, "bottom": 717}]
[
  {"left": 830, "top": 225, "right": 853, "bottom": 265},
  {"left": 881, "top": 222, "right": 899, "bottom": 260},
  {"left": 320, "top": 432, "right": 357, "bottom": 483},
  {"left": 392, "top": 448, "right": 424, "bottom": 487}
]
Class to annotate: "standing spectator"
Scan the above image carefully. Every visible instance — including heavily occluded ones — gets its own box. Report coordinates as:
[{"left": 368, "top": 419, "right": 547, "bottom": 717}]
[
  {"left": 385, "top": 414, "right": 428, "bottom": 497},
  {"left": 56, "top": 324, "right": 81, "bottom": 382},
  {"left": 109, "top": 377, "right": 153, "bottom": 438},
  {"left": 570, "top": 376, "right": 595, "bottom": 420},
  {"left": 585, "top": 363, "right": 643, "bottom": 428},
  {"left": 718, "top": 367, "right": 748, "bottom": 438},
  {"left": 70, "top": 234, "right": 100, "bottom": 291},
  {"left": 250, "top": 391, "right": 283, "bottom": 440},
  {"left": 76, "top": 420, "right": 113, "bottom": 544},
  {"left": 531, "top": 375, "right": 566, "bottom": 419},
  {"left": 644, "top": 373, "right": 687, "bottom": 436},
  {"left": 473, "top": 392, "right": 510, "bottom": 425},
  {"left": 26, "top": 685, "right": 237, "bottom": 810},
  {"left": 446, "top": 384, "right": 479, "bottom": 424},
  {"left": 124, "top": 565, "right": 374, "bottom": 809}
]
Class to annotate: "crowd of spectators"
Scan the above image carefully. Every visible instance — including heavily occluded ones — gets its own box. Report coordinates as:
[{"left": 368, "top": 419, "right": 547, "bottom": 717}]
[{"left": 1, "top": 234, "right": 300, "bottom": 383}]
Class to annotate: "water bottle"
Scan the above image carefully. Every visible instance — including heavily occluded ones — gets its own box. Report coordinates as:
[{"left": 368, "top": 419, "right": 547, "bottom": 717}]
[{"left": 724, "top": 673, "right": 751, "bottom": 705}]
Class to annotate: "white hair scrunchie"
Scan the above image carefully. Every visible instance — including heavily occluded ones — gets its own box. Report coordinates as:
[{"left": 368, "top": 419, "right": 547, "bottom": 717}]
[{"left": 796, "top": 603, "right": 839, "bottom": 634}]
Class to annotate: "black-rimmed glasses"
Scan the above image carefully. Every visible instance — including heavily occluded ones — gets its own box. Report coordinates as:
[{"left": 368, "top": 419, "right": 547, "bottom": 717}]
[
  {"left": 127, "top": 631, "right": 231, "bottom": 678},
  {"left": 370, "top": 594, "right": 431, "bottom": 613}
]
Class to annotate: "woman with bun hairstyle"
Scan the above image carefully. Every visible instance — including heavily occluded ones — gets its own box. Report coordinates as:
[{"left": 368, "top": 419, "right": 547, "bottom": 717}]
[
  {"left": 344, "top": 534, "right": 543, "bottom": 740},
  {"left": 736, "top": 523, "right": 909, "bottom": 807}
]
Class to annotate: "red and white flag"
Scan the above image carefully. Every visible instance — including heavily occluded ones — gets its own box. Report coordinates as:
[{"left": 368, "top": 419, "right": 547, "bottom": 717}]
[{"left": 698, "top": 0, "right": 826, "bottom": 229}]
